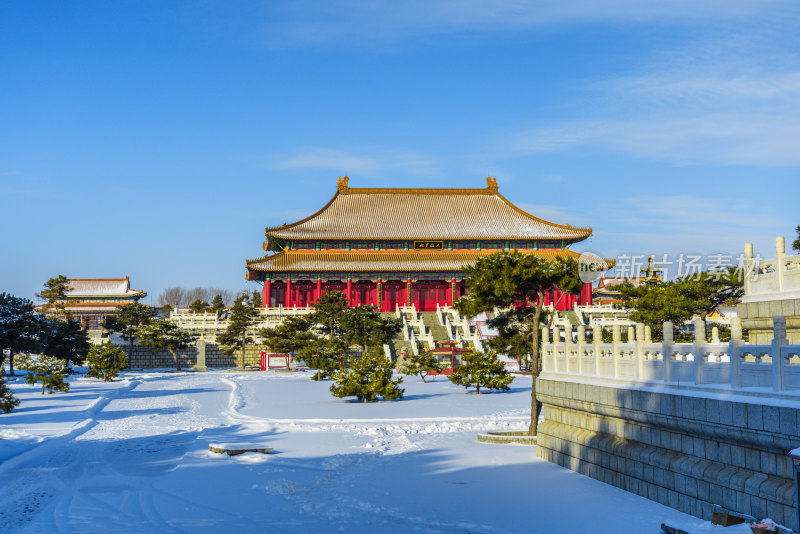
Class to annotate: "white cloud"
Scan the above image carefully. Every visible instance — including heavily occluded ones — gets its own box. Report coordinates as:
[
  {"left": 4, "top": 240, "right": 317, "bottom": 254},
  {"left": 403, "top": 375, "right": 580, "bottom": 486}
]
[
  {"left": 256, "top": 0, "right": 785, "bottom": 48},
  {"left": 271, "top": 147, "right": 439, "bottom": 176}
]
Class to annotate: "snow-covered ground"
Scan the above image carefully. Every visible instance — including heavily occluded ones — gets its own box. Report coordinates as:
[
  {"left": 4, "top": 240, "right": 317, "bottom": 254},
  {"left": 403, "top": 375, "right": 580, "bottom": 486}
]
[{"left": 0, "top": 370, "right": 742, "bottom": 533}]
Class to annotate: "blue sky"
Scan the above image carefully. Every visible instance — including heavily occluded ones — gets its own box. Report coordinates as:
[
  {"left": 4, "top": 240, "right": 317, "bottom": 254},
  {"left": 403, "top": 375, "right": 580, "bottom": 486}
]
[{"left": 2, "top": 1, "right": 798, "bottom": 303}]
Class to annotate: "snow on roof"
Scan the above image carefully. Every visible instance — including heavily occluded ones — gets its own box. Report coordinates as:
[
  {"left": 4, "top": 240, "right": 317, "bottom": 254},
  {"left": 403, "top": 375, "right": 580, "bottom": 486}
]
[{"left": 66, "top": 277, "right": 144, "bottom": 297}]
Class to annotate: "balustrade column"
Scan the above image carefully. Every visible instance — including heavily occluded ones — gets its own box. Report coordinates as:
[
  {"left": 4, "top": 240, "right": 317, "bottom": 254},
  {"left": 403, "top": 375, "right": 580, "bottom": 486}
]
[
  {"left": 577, "top": 325, "right": 585, "bottom": 374},
  {"left": 693, "top": 320, "right": 706, "bottom": 384},
  {"left": 636, "top": 323, "right": 645, "bottom": 379},
  {"left": 541, "top": 326, "right": 550, "bottom": 371},
  {"left": 663, "top": 321, "right": 673, "bottom": 383},
  {"left": 773, "top": 315, "right": 788, "bottom": 392},
  {"left": 612, "top": 324, "right": 621, "bottom": 378},
  {"left": 593, "top": 325, "right": 602, "bottom": 376},
  {"left": 729, "top": 317, "right": 742, "bottom": 388}
]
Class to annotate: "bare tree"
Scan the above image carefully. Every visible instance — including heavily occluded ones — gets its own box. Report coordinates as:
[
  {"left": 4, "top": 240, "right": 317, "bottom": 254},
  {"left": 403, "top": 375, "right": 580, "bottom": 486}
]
[
  {"left": 158, "top": 287, "right": 236, "bottom": 307},
  {"left": 158, "top": 287, "right": 186, "bottom": 307}
]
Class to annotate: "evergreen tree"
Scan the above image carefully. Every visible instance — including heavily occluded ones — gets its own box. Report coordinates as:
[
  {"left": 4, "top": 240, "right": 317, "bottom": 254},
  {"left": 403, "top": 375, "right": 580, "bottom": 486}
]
[
  {"left": 18, "top": 354, "right": 70, "bottom": 394},
  {"left": 401, "top": 350, "right": 443, "bottom": 383},
  {"left": 0, "top": 370, "right": 20, "bottom": 413},
  {"left": 448, "top": 351, "right": 513, "bottom": 394},
  {"left": 340, "top": 305, "right": 402, "bottom": 353},
  {"left": 161, "top": 303, "right": 173, "bottom": 316},
  {"left": 309, "top": 291, "right": 349, "bottom": 342},
  {"left": 188, "top": 299, "right": 210, "bottom": 313},
  {"left": 217, "top": 294, "right": 259, "bottom": 368},
  {"left": 105, "top": 302, "right": 154, "bottom": 359},
  {"left": 85, "top": 342, "right": 128, "bottom": 381},
  {"left": 37, "top": 316, "right": 90, "bottom": 366},
  {"left": 793, "top": 225, "right": 800, "bottom": 253},
  {"left": 210, "top": 294, "right": 226, "bottom": 315},
  {"left": 137, "top": 318, "right": 195, "bottom": 371},
  {"left": 250, "top": 290, "right": 262, "bottom": 309},
  {"left": 454, "top": 251, "right": 580, "bottom": 435},
  {"left": 0, "top": 293, "right": 40, "bottom": 376},
  {"left": 614, "top": 267, "right": 743, "bottom": 338},
  {"left": 330, "top": 347, "right": 404, "bottom": 402},
  {"left": 258, "top": 316, "right": 315, "bottom": 354},
  {"left": 299, "top": 338, "right": 346, "bottom": 380},
  {"left": 38, "top": 275, "right": 71, "bottom": 318}
]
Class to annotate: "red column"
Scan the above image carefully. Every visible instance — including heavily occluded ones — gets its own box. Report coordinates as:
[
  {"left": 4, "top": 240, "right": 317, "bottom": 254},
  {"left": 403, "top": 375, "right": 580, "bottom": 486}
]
[
  {"left": 286, "top": 279, "right": 292, "bottom": 307},
  {"left": 407, "top": 279, "right": 413, "bottom": 309},
  {"left": 346, "top": 279, "right": 352, "bottom": 306},
  {"left": 446, "top": 279, "right": 455, "bottom": 307},
  {"left": 263, "top": 280, "right": 271, "bottom": 308},
  {"left": 377, "top": 279, "right": 382, "bottom": 311},
  {"left": 316, "top": 279, "right": 322, "bottom": 304}
]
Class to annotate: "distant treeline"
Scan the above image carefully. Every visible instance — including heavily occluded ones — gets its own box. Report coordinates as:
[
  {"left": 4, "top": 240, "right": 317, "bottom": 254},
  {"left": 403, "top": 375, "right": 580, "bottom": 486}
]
[{"left": 157, "top": 287, "right": 237, "bottom": 307}]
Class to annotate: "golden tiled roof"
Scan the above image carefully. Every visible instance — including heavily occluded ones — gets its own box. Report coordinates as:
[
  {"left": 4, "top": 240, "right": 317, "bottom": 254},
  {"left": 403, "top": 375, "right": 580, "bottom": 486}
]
[
  {"left": 264, "top": 177, "right": 591, "bottom": 241},
  {"left": 246, "top": 249, "right": 582, "bottom": 273}
]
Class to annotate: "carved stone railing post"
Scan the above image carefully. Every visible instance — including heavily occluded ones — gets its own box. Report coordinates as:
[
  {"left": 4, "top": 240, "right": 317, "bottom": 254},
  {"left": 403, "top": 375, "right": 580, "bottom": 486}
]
[
  {"left": 663, "top": 321, "right": 673, "bottom": 383},
  {"left": 645, "top": 325, "right": 652, "bottom": 345},
  {"left": 612, "top": 324, "right": 621, "bottom": 378},
  {"left": 776, "top": 236, "right": 786, "bottom": 292},
  {"left": 541, "top": 326, "right": 550, "bottom": 371},
  {"left": 773, "top": 315, "right": 788, "bottom": 391},
  {"left": 564, "top": 324, "right": 573, "bottom": 372},
  {"left": 552, "top": 326, "right": 561, "bottom": 371},
  {"left": 577, "top": 325, "right": 585, "bottom": 374},
  {"left": 711, "top": 326, "right": 720, "bottom": 345},
  {"left": 730, "top": 317, "right": 742, "bottom": 388},
  {"left": 694, "top": 320, "right": 706, "bottom": 384},
  {"left": 627, "top": 326, "right": 635, "bottom": 345},
  {"left": 593, "top": 325, "right": 602, "bottom": 376},
  {"left": 636, "top": 323, "right": 645, "bottom": 379}
]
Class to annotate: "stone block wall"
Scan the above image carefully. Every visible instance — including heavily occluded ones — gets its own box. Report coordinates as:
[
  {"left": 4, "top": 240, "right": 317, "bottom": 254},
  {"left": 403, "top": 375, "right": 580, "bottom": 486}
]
[
  {"left": 122, "top": 344, "right": 265, "bottom": 369},
  {"left": 536, "top": 377, "right": 799, "bottom": 531}
]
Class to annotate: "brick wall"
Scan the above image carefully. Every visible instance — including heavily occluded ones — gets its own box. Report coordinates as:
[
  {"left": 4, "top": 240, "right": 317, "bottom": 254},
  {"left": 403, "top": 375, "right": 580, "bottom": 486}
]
[{"left": 536, "top": 377, "right": 799, "bottom": 531}]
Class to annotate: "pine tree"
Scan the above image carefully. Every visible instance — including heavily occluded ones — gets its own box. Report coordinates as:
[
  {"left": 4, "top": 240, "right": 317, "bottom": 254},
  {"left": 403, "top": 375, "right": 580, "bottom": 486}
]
[
  {"left": 188, "top": 299, "right": 209, "bottom": 313},
  {"left": 448, "top": 351, "right": 513, "bottom": 394},
  {"left": 0, "top": 293, "right": 40, "bottom": 376},
  {"left": 85, "top": 342, "right": 128, "bottom": 381},
  {"left": 137, "top": 318, "right": 195, "bottom": 371},
  {"left": 793, "top": 225, "right": 800, "bottom": 253},
  {"left": 259, "top": 316, "right": 315, "bottom": 354},
  {"left": 250, "top": 290, "right": 262, "bottom": 309},
  {"left": 217, "top": 294, "right": 259, "bottom": 368},
  {"left": 309, "top": 291, "right": 349, "bottom": 342},
  {"left": 105, "top": 302, "right": 154, "bottom": 360},
  {"left": 37, "top": 316, "right": 91, "bottom": 365},
  {"left": 38, "top": 275, "right": 71, "bottom": 318},
  {"left": 401, "top": 350, "right": 443, "bottom": 383},
  {"left": 210, "top": 294, "right": 226, "bottom": 315},
  {"left": 298, "top": 338, "right": 345, "bottom": 380},
  {"left": 0, "top": 370, "right": 20, "bottom": 413},
  {"left": 330, "top": 347, "right": 404, "bottom": 402},
  {"left": 454, "top": 251, "right": 580, "bottom": 435},
  {"left": 18, "top": 354, "right": 70, "bottom": 394},
  {"left": 340, "top": 305, "right": 402, "bottom": 353}
]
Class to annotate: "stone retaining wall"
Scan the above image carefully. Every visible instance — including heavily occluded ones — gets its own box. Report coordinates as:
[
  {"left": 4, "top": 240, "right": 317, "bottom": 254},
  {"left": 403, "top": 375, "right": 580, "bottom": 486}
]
[
  {"left": 536, "top": 377, "right": 799, "bottom": 531},
  {"left": 122, "top": 343, "right": 264, "bottom": 369}
]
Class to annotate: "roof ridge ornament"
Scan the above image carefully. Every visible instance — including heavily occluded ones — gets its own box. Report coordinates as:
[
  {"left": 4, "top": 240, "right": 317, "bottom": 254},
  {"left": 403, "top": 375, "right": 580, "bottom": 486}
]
[
  {"left": 337, "top": 175, "right": 350, "bottom": 192},
  {"left": 486, "top": 176, "right": 498, "bottom": 193}
]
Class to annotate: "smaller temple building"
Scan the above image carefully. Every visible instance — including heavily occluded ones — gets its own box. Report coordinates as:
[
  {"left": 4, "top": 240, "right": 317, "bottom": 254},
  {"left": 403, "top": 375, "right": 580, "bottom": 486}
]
[{"left": 58, "top": 277, "right": 147, "bottom": 330}]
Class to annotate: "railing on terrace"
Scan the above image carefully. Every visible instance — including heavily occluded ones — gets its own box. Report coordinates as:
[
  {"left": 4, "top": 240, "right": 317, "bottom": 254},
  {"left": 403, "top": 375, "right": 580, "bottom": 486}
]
[{"left": 542, "top": 316, "right": 800, "bottom": 392}]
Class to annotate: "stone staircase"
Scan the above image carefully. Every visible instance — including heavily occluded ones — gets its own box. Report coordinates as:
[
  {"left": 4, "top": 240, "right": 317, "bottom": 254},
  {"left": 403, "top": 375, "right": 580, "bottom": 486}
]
[{"left": 419, "top": 312, "right": 451, "bottom": 342}]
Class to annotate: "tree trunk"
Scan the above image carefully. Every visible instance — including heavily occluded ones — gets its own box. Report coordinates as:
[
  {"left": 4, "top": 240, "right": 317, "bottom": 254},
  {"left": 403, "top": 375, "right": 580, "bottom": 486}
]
[
  {"left": 8, "top": 350, "right": 14, "bottom": 376},
  {"left": 528, "top": 293, "right": 544, "bottom": 437},
  {"left": 241, "top": 331, "right": 246, "bottom": 370},
  {"left": 476, "top": 385, "right": 480, "bottom": 394},
  {"left": 172, "top": 349, "right": 181, "bottom": 371}
]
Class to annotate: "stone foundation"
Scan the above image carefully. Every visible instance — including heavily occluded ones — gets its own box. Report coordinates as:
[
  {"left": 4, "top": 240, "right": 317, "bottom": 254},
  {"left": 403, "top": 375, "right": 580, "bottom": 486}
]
[
  {"left": 536, "top": 377, "right": 799, "bottom": 531},
  {"left": 121, "top": 343, "right": 265, "bottom": 369}
]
